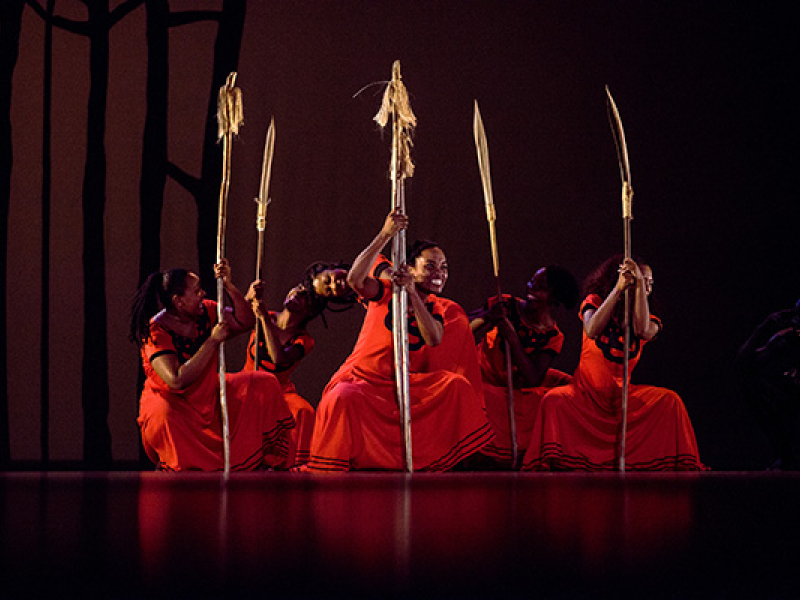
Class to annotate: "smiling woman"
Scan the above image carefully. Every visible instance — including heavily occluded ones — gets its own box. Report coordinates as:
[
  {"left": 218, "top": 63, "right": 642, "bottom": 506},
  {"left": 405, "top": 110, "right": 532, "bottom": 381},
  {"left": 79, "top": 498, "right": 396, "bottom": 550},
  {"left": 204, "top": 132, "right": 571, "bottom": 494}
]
[
  {"left": 468, "top": 265, "right": 580, "bottom": 469},
  {"left": 129, "top": 260, "right": 295, "bottom": 472},
  {"left": 243, "top": 260, "right": 358, "bottom": 468},
  {"left": 305, "top": 210, "right": 493, "bottom": 472}
]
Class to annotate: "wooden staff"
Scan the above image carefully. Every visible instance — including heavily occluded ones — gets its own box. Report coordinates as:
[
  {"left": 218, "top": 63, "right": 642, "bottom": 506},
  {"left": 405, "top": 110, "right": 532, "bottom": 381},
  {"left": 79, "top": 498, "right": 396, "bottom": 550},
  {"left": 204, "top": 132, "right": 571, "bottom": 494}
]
[
  {"left": 374, "top": 61, "right": 416, "bottom": 472},
  {"left": 252, "top": 118, "right": 275, "bottom": 369},
  {"left": 473, "top": 100, "right": 518, "bottom": 469},
  {"left": 605, "top": 86, "right": 634, "bottom": 472},
  {"left": 216, "top": 71, "right": 243, "bottom": 475}
]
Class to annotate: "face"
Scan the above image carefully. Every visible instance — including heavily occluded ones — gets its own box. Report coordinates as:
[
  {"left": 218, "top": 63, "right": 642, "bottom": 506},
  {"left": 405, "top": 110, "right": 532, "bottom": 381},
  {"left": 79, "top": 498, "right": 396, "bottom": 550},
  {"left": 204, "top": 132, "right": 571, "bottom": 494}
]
[
  {"left": 641, "top": 265, "right": 654, "bottom": 296},
  {"left": 410, "top": 247, "right": 448, "bottom": 295},
  {"left": 283, "top": 285, "right": 312, "bottom": 314},
  {"left": 526, "top": 268, "right": 550, "bottom": 307},
  {"left": 174, "top": 273, "right": 205, "bottom": 317},
  {"left": 312, "top": 268, "right": 350, "bottom": 298}
]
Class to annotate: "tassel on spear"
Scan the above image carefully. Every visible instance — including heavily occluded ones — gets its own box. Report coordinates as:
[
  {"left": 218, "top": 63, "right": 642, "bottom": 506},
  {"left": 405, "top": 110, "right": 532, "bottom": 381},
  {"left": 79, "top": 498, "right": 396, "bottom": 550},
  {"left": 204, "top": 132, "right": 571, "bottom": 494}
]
[
  {"left": 605, "top": 85, "right": 634, "bottom": 472},
  {"left": 473, "top": 100, "right": 519, "bottom": 469},
  {"left": 215, "top": 71, "right": 243, "bottom": 476},
  {"left": 374, "top": 60, "right": 417, "bottom": 473},
  {"left": 252, "top": 118, "right": 275, "bottom": 369}
]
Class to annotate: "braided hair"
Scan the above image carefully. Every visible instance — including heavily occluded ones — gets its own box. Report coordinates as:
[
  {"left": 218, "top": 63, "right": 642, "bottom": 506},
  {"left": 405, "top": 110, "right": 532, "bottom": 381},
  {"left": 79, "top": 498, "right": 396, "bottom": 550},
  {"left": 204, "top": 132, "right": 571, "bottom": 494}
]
[
  {"left": 297, "top": 260, "right": 358, "bottom": 328},
  {"left": 129, "top": 269, "right": 190, "bottom": 347}
]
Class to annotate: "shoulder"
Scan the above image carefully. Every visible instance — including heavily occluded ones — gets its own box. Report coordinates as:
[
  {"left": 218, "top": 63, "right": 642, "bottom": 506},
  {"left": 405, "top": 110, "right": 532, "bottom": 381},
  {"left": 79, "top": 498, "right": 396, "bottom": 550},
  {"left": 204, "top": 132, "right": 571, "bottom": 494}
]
[{"left": 580, "top": 294, "right": 602, "bottom": 316}]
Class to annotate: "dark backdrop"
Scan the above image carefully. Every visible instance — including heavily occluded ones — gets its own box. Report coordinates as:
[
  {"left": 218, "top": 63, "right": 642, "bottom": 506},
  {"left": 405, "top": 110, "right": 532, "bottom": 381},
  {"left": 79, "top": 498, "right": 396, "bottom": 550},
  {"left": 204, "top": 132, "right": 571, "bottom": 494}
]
[{"left": 4, "top": 1, "right": 798, "bottom": 469}]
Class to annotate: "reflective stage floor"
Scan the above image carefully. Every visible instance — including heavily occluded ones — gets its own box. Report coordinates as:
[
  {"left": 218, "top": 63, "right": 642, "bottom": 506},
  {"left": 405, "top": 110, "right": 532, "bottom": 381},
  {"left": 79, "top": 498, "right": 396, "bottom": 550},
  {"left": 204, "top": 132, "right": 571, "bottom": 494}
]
[{"left": 2, "top": 471, "right": 799, "bottom": 599}]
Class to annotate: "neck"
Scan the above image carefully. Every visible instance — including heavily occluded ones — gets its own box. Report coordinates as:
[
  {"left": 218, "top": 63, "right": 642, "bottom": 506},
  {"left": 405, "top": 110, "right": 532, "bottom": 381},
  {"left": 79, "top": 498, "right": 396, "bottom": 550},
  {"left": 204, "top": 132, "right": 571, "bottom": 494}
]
[
  {"left": 167, "top": 309, "right": 194, "bottom": 324},
  {"left": 276, "top": 308, "right": 304, "bottom": 331},
  {"left": 521, "top": 300, "right": 551, "bottom": 327}
]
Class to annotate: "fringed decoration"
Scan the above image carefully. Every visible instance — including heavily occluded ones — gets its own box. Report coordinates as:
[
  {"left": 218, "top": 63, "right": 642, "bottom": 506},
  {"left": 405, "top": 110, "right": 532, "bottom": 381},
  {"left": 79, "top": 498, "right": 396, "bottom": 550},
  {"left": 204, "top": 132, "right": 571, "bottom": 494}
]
[
  {"left": 217, "top": 72, "right": 244, "bottom": 140},
  {"left": 374, "top": 61, "right": 416, "bottom": 179}
]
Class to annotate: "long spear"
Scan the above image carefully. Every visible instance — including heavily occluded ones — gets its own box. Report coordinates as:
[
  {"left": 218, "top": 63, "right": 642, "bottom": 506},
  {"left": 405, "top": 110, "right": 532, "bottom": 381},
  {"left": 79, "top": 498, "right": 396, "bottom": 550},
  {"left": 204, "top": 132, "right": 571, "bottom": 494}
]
[
  {"left": 216, "top": 71, "right": 243, "bottom": 476},
  {"left": 473, "top": 100, "right": 518, "bottom": 469},
  {"left": 252, "top": 118, "right": 275, "bottom": 369},
  {"left": 605, "top": 85, "right": 634, "bottom": 472},
  {"left": 374, "top": 60, "right": 416, "bottom": 473}
]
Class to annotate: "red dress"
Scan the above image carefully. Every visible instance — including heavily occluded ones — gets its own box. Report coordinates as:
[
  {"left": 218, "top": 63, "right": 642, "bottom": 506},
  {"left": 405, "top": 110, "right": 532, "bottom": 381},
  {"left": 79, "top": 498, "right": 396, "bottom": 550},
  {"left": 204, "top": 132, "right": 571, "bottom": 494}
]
[
  {"left": 244, "top": 311, "right": 316, "bottom": 468},
  {"left": 307, "top": 281, "right": 493, "bottom": 471},
  {"left": 522, "top": 294, "right": 707, "bottom": 471},
  {"left": 137, "top": 300, "right": 295, "bottom": 472},
  {"left": 477, "top": 295, "right": 572, "bottom": 463}
]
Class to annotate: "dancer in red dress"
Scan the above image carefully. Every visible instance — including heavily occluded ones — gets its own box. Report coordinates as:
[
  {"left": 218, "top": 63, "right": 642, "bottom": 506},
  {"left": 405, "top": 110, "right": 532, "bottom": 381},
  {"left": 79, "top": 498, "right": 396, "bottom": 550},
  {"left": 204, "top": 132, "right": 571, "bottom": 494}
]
[
  {"left": 522, "top": 255, "right": 707, "bottom": 471},
  {"left": 307, "top": 209, "right": 493, "bottom": 471},
  {"left": 470, "top": 265, "right": 579, "bottom": 468},
  {"left": 130, "top": 260, "right": 294, "bottom": 471},
  {"left": 244, "top": 262, "right": 356, "bottom": 468}
]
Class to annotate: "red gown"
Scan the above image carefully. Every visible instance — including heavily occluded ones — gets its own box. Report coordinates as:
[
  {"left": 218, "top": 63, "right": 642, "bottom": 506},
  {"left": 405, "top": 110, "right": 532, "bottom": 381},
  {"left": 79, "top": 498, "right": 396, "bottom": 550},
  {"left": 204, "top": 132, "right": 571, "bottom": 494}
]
[
  {"left": 522, "top": 294, "right": 707, "bottom": 471},
  {"left": 307, "top": 281, "right": 493, "bottom": 471},
  {"left": 137, "top": 300, "right": 295, "bottom": 472},
  {"left": 244, "top": 311, "right": 316, "bottom": 468},
  {"left": 477, "top": 295, "right": 572, "bottom": 464}
]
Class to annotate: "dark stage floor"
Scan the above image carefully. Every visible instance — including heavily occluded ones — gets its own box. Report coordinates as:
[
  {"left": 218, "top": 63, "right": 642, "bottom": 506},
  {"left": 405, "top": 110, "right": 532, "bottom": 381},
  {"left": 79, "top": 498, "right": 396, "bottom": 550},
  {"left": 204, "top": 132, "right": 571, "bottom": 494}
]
[{"left": 2, "top": 471, "right": 800, "bottom": 599}]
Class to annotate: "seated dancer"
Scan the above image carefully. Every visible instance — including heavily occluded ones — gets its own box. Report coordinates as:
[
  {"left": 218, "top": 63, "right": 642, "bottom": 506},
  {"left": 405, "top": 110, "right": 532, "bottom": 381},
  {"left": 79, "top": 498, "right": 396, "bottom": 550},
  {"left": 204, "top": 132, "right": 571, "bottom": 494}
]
[
  {"left": 306, "top": 209, "right": 493, "bottom": 472},
  {"left": 244, "top": 261, "right": 357, "bottom": 468},
  {"left": 469, "top": 265, "right": 579, "bottom": 468},
  {"left": 736, "top": 299, "right": 800, "bottom": 470},
  {"left": 130, "top": 260, "right": 295, "bottom": 472},
  {"left": 522, "top": 255, "right": 707, "bottom": 471}
]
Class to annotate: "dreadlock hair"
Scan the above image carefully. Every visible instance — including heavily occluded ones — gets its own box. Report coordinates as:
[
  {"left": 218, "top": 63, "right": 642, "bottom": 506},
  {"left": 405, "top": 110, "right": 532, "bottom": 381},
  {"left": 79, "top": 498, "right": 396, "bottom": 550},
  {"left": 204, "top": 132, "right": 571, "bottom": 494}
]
[
  {"left": 407, "top": 239, "right": 441, "bottom": 265},
  {"left": 129, "top": 269, "right": 190, "bottom": 347},
  {"left": 298, "top": 260, "right": 358, "bottom": 328},
  {"left": 542, "top": 265, "right": 580, "bottom": 309}
]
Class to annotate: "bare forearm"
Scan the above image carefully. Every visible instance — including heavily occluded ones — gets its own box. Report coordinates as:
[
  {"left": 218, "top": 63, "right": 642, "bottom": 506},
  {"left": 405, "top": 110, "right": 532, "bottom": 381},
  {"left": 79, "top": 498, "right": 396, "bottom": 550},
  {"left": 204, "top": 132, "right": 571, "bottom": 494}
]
[{"left": 348, "top": 230, "right": 392, "bottom": 298}]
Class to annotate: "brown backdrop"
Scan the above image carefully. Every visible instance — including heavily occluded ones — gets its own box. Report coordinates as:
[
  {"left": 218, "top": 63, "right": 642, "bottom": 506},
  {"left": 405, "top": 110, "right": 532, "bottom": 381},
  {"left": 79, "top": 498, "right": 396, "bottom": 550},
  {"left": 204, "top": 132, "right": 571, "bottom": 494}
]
[{"left": 4, "top": 1, "right": 798, "bottom": 468}]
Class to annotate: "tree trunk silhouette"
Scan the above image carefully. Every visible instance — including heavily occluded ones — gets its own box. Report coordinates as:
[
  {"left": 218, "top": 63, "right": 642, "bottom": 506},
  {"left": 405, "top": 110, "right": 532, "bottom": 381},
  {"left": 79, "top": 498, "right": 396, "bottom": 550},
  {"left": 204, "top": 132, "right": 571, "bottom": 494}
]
[
  {"left": 81, "top": 0, "right": 112, "bottom": 469},
  {"left": 0, "top": 0, "right": 26, "bottom": 467},
  {"left": 39, "top": 0, "right": 56, "bottom": 467},
  {"left": 136, "top": 0, "right": 170, "bottom": 468}
]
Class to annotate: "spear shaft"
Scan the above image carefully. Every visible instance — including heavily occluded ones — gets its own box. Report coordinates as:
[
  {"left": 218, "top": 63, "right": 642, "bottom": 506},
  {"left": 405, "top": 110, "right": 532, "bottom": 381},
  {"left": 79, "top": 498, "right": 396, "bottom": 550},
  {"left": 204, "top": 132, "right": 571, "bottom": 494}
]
[
  {"left": 375, "top": 61, "right": 416, "bottom": 472},
  {"left": 253, "top": 118, "right": 275, "bottom": 369},
  {"left": 216, "top": 71, "right": 243, "bottom": 476},
  {"left": 473, "top": 100, "right": 518, "bottom": 468},
  {"left": 606, "top": 86, "right": 633, "bottom": 472}
]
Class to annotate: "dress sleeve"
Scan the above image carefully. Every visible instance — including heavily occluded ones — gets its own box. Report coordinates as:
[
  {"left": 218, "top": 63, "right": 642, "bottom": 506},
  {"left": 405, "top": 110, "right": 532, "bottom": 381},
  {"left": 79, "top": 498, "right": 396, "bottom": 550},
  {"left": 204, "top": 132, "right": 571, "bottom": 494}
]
[
  {"left": 579, "top": 294, "right": 602, "bottom": 321},
  {"left": 143, "top": 323, "right": 176, "bottom": 363}
]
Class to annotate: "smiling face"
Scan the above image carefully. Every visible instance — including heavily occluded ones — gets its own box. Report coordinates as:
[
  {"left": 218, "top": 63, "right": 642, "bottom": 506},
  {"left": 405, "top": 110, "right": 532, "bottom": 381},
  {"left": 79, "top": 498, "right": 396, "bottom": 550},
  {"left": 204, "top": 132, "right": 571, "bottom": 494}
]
[
  {"left": 282, "top": 285, "right": 312, "bottom": 314},
  {"left": 525, "top": 268, "right": 551, "bottom": 308},
  {"left": 173, "top": 273, "right": 205, "bottom": 318},
  {"left": 410, "top": 247, "right": 448, "bottom": 295},
  {"left": 312, "top": 268, "right": 350, "bottom": 298}
]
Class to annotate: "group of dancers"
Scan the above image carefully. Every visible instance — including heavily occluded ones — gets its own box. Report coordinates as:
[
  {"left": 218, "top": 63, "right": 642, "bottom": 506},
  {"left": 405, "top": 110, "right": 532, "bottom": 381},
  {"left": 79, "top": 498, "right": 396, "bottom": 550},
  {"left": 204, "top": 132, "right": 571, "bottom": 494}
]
[{"left": 129, "top": 208, "right": 707, "bottom": 473}]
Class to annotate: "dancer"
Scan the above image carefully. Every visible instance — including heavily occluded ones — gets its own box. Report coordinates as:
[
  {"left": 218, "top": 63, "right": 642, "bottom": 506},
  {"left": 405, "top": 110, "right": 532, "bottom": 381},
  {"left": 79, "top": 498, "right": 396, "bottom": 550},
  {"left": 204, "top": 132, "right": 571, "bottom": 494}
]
[
  {"left": 306, "top": 209, "right": 493, "bottom": 471},
  {"left": 130, "top": 260, "right": 294, "bottom": 471},
  {"left": 523, "top": 255, "right": 706, "bottom": 471},
  {"left": 469, "top": 265, "right": 579, "bottom": 468},
  {"left": 244, "top": 261, "right": 357, "bottom": 468},
  {"left": 737, "top": 299, "right": 800, "bottom": 470}
]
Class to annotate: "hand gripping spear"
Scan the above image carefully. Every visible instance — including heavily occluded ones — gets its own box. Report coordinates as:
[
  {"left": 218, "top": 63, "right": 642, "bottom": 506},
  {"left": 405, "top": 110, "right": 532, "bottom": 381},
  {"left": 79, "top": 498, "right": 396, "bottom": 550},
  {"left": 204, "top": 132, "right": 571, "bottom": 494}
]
[
  {"left": 216, "top": 71, "right": 243, "bottom": 475},
  {"left": 473, "top": 100, "right": 519, "bottom": 469},
  {"left": 605, "top": 86, "right": 634, "bottom": 472},
  {"left": 374, "top": 61, "right": 417, "bottom": 473},
  {"left": 252, "top": 118, "right": 275, "bottom": 369}
]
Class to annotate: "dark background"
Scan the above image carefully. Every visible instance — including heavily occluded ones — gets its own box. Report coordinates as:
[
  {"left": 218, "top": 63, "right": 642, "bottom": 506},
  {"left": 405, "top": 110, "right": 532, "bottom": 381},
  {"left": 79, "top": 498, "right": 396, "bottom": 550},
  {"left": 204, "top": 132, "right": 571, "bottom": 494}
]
[{"left": 3, "top": 1, "right": 798, "bottom": 469}]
